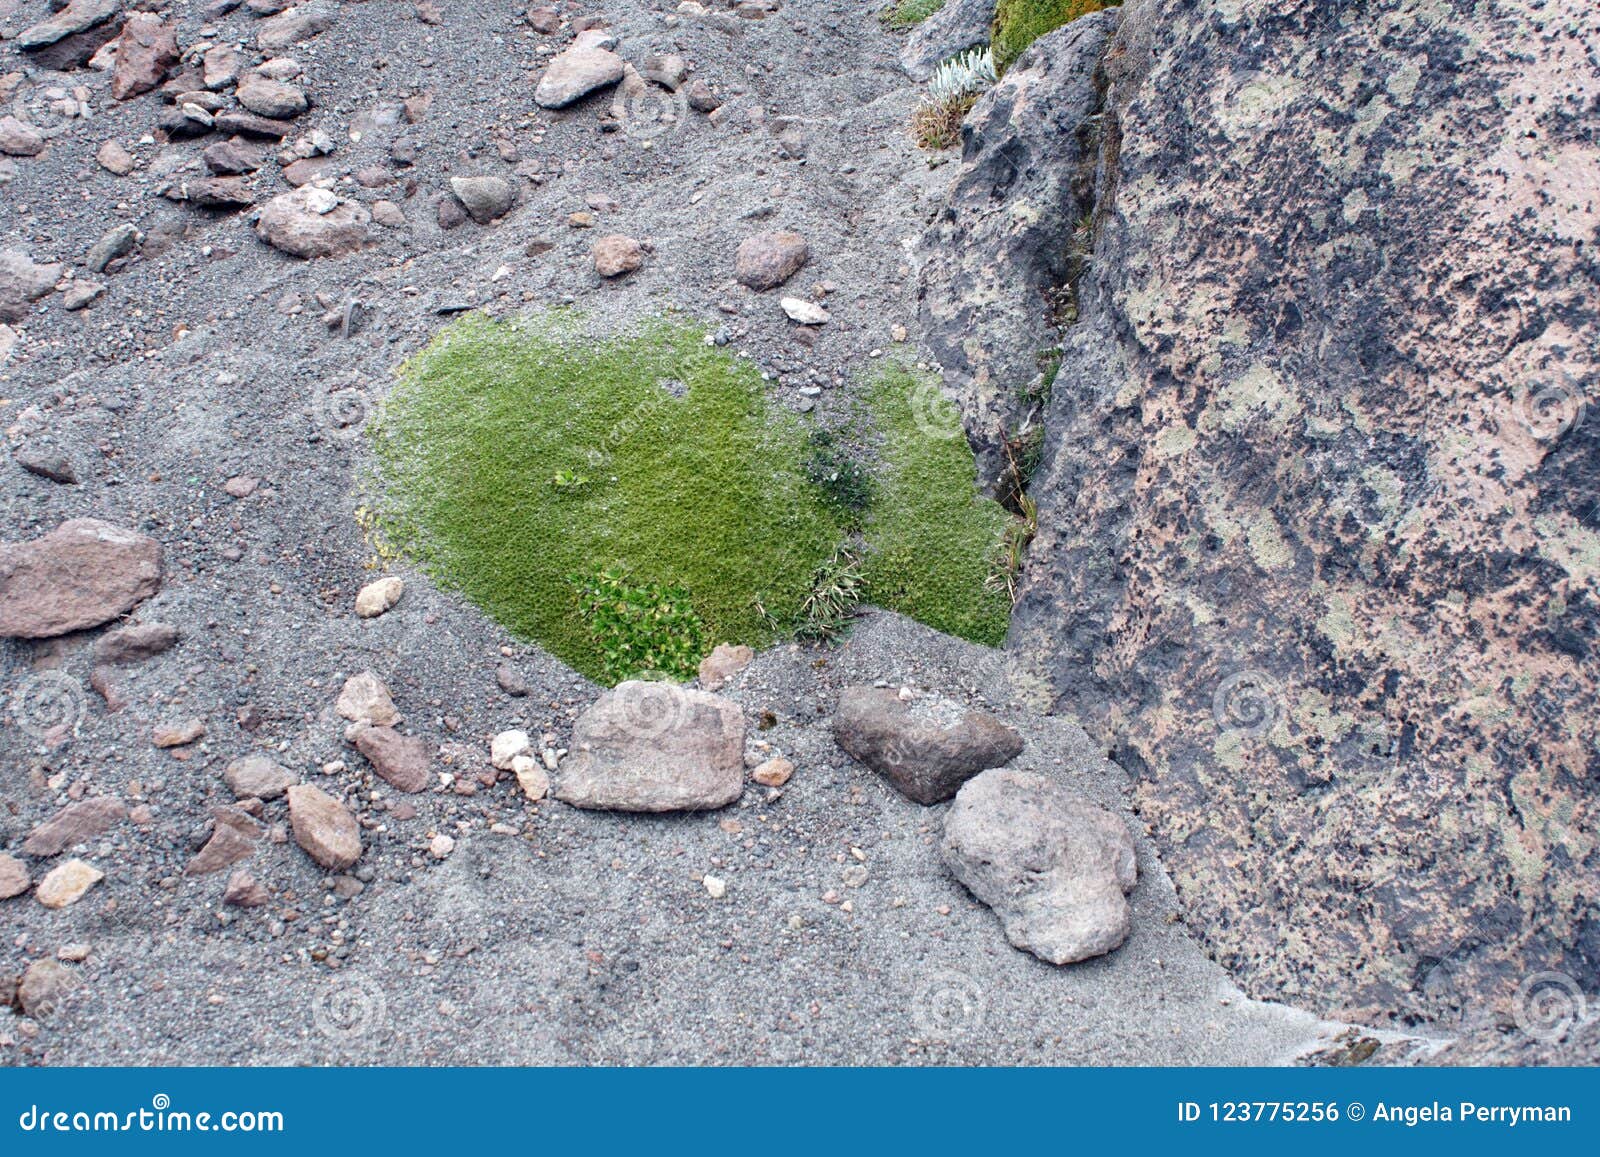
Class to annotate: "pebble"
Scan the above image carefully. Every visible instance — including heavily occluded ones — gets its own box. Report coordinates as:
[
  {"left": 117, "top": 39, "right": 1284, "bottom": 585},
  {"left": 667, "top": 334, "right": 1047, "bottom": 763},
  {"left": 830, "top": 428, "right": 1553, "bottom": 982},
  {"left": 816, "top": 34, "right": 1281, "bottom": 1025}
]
[
  {"left": 448, "top": 175, "right": 516, "bottom": 225},
  {"left": 35, "top": 859, "right": 104, "bottom": 909},
  {"left": 62, "top": 281, "right": 105, "bottom": 311},
  {"left": 224, "top": 755, "right": 296, "bottom": 800},
  {"left": 152, "top": 717, "right": 206, "bottom": 748},
  {"left": 491, "top": 729, "right": 532, "bottom": 770},
  {"left": 0, "top": 853, "right": 31, "bottom": 899},
  {"left": 512, "top": 755, "right": 549, "bottom": 801},
  {"left": 593, "top": 234, "right": 644, "bottom": 278},
  {"left": 96, "top": 139, "right": 136, "bottom": 175},
  {"left": 17, "top": 959, "right": 76, "bottom": 1018},
  {"left": 751, "top": 756, "right": 794, "bottom": 787},
  {"left": 355, "top": 576, "right": 404, "bottom": 618},
  {"left": 780, "top": 297, "right": 830, "bottom": 325},
  {"left": 336, "top": 670, "right": 401, "bottom": 727},
  {"left": 287, "top": 784, "right": 362, "bottom": 870},
  {"left": 429, "top": 834, "right": 455, "bottom": 859},
  {"left": 703, "top": 874, "right": 728, "bottom": 899}
]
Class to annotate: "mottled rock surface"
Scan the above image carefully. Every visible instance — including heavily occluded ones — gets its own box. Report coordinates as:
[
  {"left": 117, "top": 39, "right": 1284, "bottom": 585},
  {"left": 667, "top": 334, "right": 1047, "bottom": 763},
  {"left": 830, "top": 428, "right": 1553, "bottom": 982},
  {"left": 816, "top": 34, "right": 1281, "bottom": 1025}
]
[
  {"left": 0, "top": 519, "right": 162, "bottom": 638},
  {"left": 556, "top": 680, "right": 745, "bottom": 811},
  {"left": 833, "top": 686, "right": 1023, "bottom": 804},
  {"left": 1001, "top": 0, "right": 1600, "bottom": 1025},
  {"left": 942, "top": 769, "right": 1137, "bottom": 964}
]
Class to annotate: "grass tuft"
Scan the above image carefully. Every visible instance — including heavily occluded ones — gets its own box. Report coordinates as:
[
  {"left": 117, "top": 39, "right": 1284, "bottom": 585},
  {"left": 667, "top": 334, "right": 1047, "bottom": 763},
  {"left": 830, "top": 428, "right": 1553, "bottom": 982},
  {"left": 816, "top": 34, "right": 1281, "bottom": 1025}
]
[
  {"left": 993, "top": 0, "right": 1119, "bottom": 74},
  {"left": 882, "top": 0, "right": 946, "bottom": 29}
]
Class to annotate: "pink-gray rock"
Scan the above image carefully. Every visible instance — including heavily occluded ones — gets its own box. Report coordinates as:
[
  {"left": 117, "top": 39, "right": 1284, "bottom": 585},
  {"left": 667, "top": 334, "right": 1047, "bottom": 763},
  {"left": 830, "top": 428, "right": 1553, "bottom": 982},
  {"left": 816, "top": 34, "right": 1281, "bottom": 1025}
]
[
  {"left": 236, "top": 77, "right": 309, "bottom": 119},
  {"left": 287, "top": 784, "right": 361, "bottom": 870},
  {"left": 0, "top": 519, "right": 161, "bottom": 638},
  {"left": 353, "top": 726, "right": 431, "bottom": 793},
  {"left": 698, "top": 642, "right": 753, "bottom": 690},
  {"left": 735, "top": 231, "right": 809, "bottom": 291},
  {"left": 0, "top": 854, "right": 32, "bottom": 900},
  {"left": 0, "top": 117, "right": 45, "bottom": 158},
  {"left": 942, "top": 769, "right": 1137, "bottom": 965},
  {"left": 93, "top": 622, "right": 177, "bottom": 666},
  {"left": 255, "top": 187, "right": 369, "bottom": 259},
  {"left": 22, "top": 797, "right": 127, "bottom": 857},
  {"left": 17, "top": 959, "right": 77, "bottom": 1019},
  {"left": 186, "top": 813, "right": 258, "bottom": 875},
  {"left": 335, "top": 670, "right": 400, "bottom": 727},
  {"left": 224, "top": 755, "right": 295, "bottom": 800},
  {"left": 832, "top": 686, "right": 1023, "bottom": 804},
  {"left": 223, "top": 869, "right": 270, "bottom": 907},
  {"left": 448, "top": 176, "right": 515, "bottom": 224},
  {"left": 534, "top": 46, "right": 626, "bottom": 109},
  {"left": 593, "top": 234, "right": 644, "bottom": 278},
  {"left": 110, "top": 15, "right": 179, "bottom": 101},
  {"left": 257, "top": 5, "right": 334, "bottom": 52},
  {"left": 0, "top": 249, "right": 64, "bottom": 323},
  {"left": 17, "top": 0, "right": 123, "bottom": 71},
  {"left": 202, "top": 137, "right": 265, "bottom": 175},
  {"left": 555, "top": 680, "right": 746, "bottom": 812}
]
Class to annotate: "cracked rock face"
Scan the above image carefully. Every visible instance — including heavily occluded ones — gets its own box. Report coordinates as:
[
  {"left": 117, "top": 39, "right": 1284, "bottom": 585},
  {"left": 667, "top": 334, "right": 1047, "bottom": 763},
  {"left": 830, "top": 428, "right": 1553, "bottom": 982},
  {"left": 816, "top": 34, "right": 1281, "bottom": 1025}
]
[
  {"left": 1005, "top": 0, "right": 1600, "bottom": 1024},
  {"left": 833, "top": 686, "right": 1023, "bottom": 804},
  {"left": 942, "top": 769, "right": 1137, "bottom": 965},
  {"left": 555, "top": 680, "right": 745, "bottom": 812}
]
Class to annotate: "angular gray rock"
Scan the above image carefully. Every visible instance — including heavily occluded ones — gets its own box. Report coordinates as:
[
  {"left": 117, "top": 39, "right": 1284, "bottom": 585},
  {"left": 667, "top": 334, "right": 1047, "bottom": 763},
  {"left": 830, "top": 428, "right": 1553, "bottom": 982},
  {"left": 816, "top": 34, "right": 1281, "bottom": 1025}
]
[
  {"left": 18, "top": 0, "right": 123, "bottom": 71},
  {"left": 14, "top": 445, "right": 77, "bottom": 485},
  {"left": 534, "top": 46, "right": 626, "bottom": 108},
  {"left": 0, "top": 248, "right": 63, "bottom": 323},
  {"left": 832, "top": 686, "right": 1023, "bottom": 804},
  {"left": 942, "top": 769, "right": 1137, "bottom": 964},
  {"left": 0, "top": 519, "right": 162, "bottom": 638},
  {"left": 448, "top": 176, "right": 515, "bottom": 224},
  {"left": 255, "top": 187, "right": 369, "bottom": 258},
  {"left": 899, "top": 0, "right": 997, "bottom": 80},
  {"left": 86, "top": 224, "right": 140, "bottom": 273},
  {"left": 224, "top": 755, "right": 295, "bottom": 800},
  {"left": 0, "top": 117, "right": 45, "bottom": 158},
  {"left": 236, "top": 77, "right": 309, "bottom": 119},
  {"left": 257, "top": 5, "right": 334, "bottom": 52},
  {"left": 556, "top": 680, "right": 745, "bottom": 812},
  {"left": 735, "top": 231, "right": 809, "bottom": 291}
]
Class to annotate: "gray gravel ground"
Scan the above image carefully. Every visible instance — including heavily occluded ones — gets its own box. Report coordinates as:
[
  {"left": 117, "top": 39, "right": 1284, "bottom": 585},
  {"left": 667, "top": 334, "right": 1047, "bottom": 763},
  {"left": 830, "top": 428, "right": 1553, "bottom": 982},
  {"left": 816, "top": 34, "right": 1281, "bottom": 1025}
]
[{"left": 0, "top": 0, "right": 1387, "bottom": 1065}]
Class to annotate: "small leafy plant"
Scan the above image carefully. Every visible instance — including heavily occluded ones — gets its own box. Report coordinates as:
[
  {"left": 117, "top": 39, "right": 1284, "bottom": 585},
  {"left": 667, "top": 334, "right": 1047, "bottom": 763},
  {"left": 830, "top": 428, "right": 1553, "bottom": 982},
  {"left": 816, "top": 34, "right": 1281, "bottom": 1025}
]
[
  {"left": 571, "top": 565, "right": 708, "bottom": 684},
  {"left": 913, "top": 47, "right": 997, "bottom": 151}
]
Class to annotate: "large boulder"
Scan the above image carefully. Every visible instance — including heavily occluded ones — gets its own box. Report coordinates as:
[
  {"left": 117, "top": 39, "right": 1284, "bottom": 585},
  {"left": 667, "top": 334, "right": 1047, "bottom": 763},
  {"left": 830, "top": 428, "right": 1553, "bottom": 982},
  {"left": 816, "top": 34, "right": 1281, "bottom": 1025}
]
[
  {"left": 832, "top": 686, "right": 1023, "bottom": 804},
  {"left": 1002, "top": 0, "right": 1600, "bottom": 1026},
  {"left": 555, "top": 681, "right": 745, "bottom": 812},
  {"left": 942, "top": 769, "right": 1137, "bottom": 964},
  {"left": 915, "top": 9, "right": 1118, "bottom": 485},
  {"left": 0, "top": 519, "right": 162, "bottom": 638}
]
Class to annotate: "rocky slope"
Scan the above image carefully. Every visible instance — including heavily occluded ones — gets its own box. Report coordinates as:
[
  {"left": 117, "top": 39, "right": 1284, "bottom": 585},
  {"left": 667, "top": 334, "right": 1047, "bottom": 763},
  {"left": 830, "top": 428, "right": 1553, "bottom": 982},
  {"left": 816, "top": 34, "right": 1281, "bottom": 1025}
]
[{"left": 986, "top": 0, "right": 1600, "bottom": 1038}]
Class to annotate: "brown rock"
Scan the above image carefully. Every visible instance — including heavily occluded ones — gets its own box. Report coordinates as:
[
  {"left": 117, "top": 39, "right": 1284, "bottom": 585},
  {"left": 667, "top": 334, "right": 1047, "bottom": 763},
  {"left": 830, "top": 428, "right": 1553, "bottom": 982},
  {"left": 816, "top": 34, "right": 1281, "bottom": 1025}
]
[
  {"left": 22, "top": 797, "right": 126, "bottom": 857},
  {"left": 236, "top": 77, "right": 308, "bottom": 119},
  {"left": 224, "top": 755, "right": 296, "bottom": 800},
  {"left": 526, "top": 5, "right": 560, "bottom": 33},
  {"left": 534, "top": 46, "right": 626, "bottom": 109},
  {"left": 353, "top": 726, "right": 431, "bottom": 793},
  {"left": 751, "top": 756, "right": 794, "bottom": 787},
  {"left": 213, "top": 111, "right": 295, "bottom": 139},
  {"left": 287, "top": 784, "right": 361, "bottom": 870},
  {"left": 35, "top": 859, "right": 103, "bottom": 909},
  {"left": 223, "top": 869, "right": 270, "bottom": 907},
  {"left": 336, "top": 670, "right": 400, "bottom": 727},
  {"left": 593, "top": 234, "right": 644, "bottom": 278},
  {"left": 186, "top": 820, "right": 257, "bottom": 875},
  {"left": 0, "top": 854, "right": 31, "bottom": 900},
  {"left": 832, "top": 686, "right": 1023, "bottom": 805},
  {"left": 735, "top": 231, "right": 809, "bottom": 291},
  {"left": 153, "top": 717, "right": 205, "bottom": 748},
  {"left": 0, "top": 519, "right": 161, "bottom": 639},
  {"left": 96, "top": 140, "right": 136, "bottom": 175},
  {"left": 255, "top": 186, "right": 369, "bottom": 258},
  {"left": 17, "top": 959, "right": 77, "bottom": 1019},
  {"left": 354, "top": 576, "right": 403, "bottom": 618},
  {"left": 111, "top": 15, "right": 179, "bottom": 101},
  {"left": 93, "top": 622, "right": 178, "bottom": 666},
  {"left": 698, "top": 642, "right": 753, "bottom": 690},
  {"left": 203, "top": 137, "right": 265, "bottom": 175}
]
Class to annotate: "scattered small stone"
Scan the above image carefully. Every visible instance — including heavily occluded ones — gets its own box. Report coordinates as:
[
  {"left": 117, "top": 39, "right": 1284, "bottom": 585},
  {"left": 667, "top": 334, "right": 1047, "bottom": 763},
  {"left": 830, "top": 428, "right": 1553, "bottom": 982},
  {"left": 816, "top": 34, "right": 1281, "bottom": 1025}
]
[
  {"left": 96, "top": 140, "right": 136, "bottom": 176},
  {"left": 429, "top": 834, "right": 455, "bottom": 859},
  {"left": 94, "top": 622, "right": 177, "bottom": 666},
  {"left": 224, "top": 475, "right": 259, "bottom": 499},
  {"left": 353, "top": 726, "right": 431, "bottom": 793},
  {"left": 204, "top": 44, "right": 244, "bottom": 90},
  {"left": 371, "top": 200, "right": 407, "bottom": 228},
  {"left": 534, "top": 46, "right": 626, "bottom": 109},
  {"left": 355, "top": 576, "right": 404, "bottom": 618},
  {"left": 703, "top": 874, "right": 728, "bottom": 899},
  {"left": 17, "top": 959, "right": 76, "bottom": 1018},
  {"left": 449, "top": 176, "right": 515, "bottom": 224},
  {"left": 491, "top": 729, "right": 531, "bottom": 770},
  {"left": 223, "top": 869, "right": 270, "bottom": 907},
  {"left": 0, "top": 117, "right": 45, "bottom": 158},
  {"left": 86, "top": 224, "right": 140, "bottom": 274},
  {"left": 495, "top": 663, "right": 531, "bottom": 697},
  {"left": 736, "top": 231, "right": 809, "bottom": 291},
  {"left": 336, "top": 670, "right": 401, "bottom": 727},
  {"left": 186, "top": 817, "right": 258, "bottom": 875},
  {"left": 203, "top": 137, "right": 265, "bottom": 175},
  {"left": 35, "top": 859, "right": 104, "bottom": 909},
  {"left": 224, "top": 755, "right": 296, "bottom": 800},
  {"left": 436, "top": 195, "right": 468, "bottom": 230},
  {"left": 183, "top": 177, "right": 257, "bottom": 210},
  {"left": 57, "top": 943, "right": 91, "bottom": 963},
  {"left": 526, "top": 5, "right": 560, "bottom": 33},
  {"left": 698, "top": 642, "right": 754, "bottom": 690},
  {"left": 686, "top": 78, "right": 721, "bottom": 113},
  {"left": 780, "top": 296, "right": 830, "bottom": 325},
  {"left": 111, "top": 16, "right": 180, "bottom": 102},
  {"left": 0, "top": 854, "right": 33, "bottom": 900},
  {"left": 255, "top": 187, "right": 370, "bottom": 259},
  {"left": 153, "top": 717, "right": 206, "bottom": 748},
  {"left": 257, "top": 5, "right": 335, "bottom": 52},
  {"left": 62, "top": 281, "right": 105, "bottom": 311},
  {"left": 512, "top": 755, "right": 550, "bottom": 801},
  {"left": 214, "top": 110, "right": 295, "bottom": 139},
  {"left": 237, "top": 76, "right": 309, "bottom": 119},
  {"left": 593, "top": 234, "right": 644, "bottom": 278},
  {"left": 751, "top": 756, "right": 794, "bottom": 788},
  {"left": 14, "top": 445, "right": 78, "bottom": 485},
  {"left": 287, "top": 784, "right": 361, "bottom": 870}
]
